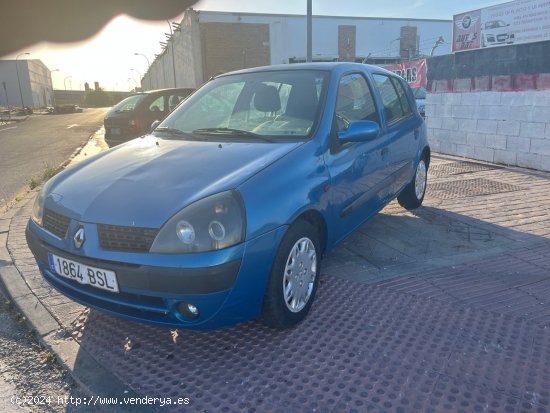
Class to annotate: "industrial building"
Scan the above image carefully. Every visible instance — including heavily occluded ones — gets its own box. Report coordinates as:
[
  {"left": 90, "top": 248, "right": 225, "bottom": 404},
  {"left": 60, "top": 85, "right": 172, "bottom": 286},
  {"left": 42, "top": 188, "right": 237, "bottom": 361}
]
[
  {"left": 142, "top": 9, "right": 452, "bottom": 90},
  {"left": 0, "top": 59, "right": 54, "bottom": 108}
]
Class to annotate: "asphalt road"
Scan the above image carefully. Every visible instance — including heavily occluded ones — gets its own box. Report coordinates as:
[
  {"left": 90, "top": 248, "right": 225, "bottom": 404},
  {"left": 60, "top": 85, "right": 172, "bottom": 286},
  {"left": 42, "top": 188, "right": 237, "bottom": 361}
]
[{"left": 0, "top": 108, "right": 109, "bottom": 205}]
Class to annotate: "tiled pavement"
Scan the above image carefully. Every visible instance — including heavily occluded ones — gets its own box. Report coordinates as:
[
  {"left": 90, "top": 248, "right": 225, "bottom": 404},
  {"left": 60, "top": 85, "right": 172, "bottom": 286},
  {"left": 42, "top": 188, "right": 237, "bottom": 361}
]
[{"left": 2, "top": 153, "right": 550, "bottom": 412}]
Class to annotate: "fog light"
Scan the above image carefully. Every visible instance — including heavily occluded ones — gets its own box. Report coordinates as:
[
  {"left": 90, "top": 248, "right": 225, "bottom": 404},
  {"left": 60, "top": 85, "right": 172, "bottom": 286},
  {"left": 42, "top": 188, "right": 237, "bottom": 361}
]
[{"left": 177, "top": 302, "right": 200, "bottom": 319}]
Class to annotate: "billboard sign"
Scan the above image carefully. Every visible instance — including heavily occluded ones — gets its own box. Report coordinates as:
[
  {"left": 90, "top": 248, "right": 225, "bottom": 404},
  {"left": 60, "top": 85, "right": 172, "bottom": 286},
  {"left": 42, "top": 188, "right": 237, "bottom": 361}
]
[
  {"left": 384, "top": 58, "right": 427, "bottom": 88},
  {"left": 452, "top": 0, "right": 550, "bottom": 52}
]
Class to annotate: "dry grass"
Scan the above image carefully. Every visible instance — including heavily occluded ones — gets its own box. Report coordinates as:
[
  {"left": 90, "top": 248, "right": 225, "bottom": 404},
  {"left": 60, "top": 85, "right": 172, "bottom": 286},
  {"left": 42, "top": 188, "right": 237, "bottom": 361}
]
[{"left": 28, "top": 163, "right": 63, "bottom": 190}]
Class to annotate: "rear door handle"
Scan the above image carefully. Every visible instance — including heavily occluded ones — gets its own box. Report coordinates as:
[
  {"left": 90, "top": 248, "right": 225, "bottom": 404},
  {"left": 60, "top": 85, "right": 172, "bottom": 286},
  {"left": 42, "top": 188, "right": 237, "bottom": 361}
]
[{"left": 381, "top": 147, "right": 390, "bottom": 160}]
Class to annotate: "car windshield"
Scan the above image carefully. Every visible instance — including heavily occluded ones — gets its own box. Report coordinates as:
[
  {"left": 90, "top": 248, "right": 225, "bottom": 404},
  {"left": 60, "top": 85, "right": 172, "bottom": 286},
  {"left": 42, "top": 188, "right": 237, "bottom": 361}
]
[
  {"left": 412, "top": 86, "right": 426, "bottom": 99},
  {"left": 111, "top": 94, "right": 145, "bottom": 112},
  {"left": 156, "top": 70, "right": 328, "bottom": 141}
]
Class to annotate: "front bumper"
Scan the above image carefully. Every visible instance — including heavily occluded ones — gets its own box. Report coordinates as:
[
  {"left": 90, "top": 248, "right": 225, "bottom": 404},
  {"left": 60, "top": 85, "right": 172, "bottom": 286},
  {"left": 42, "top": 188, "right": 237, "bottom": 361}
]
[{"left": 26, "top": 220, "right": 287, "bottom": 330}]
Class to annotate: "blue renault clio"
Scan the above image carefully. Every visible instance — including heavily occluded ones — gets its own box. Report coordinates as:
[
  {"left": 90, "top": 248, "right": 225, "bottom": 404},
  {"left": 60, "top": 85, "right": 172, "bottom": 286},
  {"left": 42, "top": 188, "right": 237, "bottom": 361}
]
[{"left": 26, "top": 63, "right": 429, "bottom": 330}]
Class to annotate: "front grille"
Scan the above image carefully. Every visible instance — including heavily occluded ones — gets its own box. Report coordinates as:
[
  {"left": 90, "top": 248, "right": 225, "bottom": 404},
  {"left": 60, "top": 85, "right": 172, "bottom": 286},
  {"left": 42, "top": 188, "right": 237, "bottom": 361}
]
[
  {"left": 497, "top": 34, "right": 508, "bottom": 42},
  {"left": 43, "top": 209, "right": 70, "bottom": 238},
  {"left": 98, "top": 224, "right": 158, "bottom": 252}
]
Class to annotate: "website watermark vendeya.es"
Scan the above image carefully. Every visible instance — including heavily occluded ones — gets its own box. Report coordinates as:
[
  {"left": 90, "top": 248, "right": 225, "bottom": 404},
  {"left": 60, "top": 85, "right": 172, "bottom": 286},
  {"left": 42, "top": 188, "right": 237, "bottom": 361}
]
[{"left": 11, "top": 394, "right": 190, "bottom": 408}]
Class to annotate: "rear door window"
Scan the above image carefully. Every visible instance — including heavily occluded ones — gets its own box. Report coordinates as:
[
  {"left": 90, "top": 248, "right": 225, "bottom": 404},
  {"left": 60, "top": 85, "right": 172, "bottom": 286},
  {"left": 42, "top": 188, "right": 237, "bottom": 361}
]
[
  {"left": 372, "top": 74, "right": 411, "bottom": 125},
  {"left": 168, "top": 94, "right": 186, "bottom": 112},
  {"left": 111, "top": 94, "right": 144, "bottom": 112},
  {"left": 391, "top": 78, "right": 412, "bottom": 116},
  {"left": 148, "top": 96, "right": 165, "bottom": 113}
]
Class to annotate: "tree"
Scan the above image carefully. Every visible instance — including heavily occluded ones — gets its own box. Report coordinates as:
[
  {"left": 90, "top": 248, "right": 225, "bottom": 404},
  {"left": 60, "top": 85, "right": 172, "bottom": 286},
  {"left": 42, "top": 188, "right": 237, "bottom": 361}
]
[{"left": 84, "top": 88, "right": 113, "bottom": 107}]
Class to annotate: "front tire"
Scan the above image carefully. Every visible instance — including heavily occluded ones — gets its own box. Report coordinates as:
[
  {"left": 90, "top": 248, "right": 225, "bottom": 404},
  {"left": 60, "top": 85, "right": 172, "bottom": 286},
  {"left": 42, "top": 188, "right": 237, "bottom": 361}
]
[
  {"left": 398, "top": 155, "right": 428, "bottom": 210},
  {"left": 261, "top": 220, "right": 321, "bottom": 330}
]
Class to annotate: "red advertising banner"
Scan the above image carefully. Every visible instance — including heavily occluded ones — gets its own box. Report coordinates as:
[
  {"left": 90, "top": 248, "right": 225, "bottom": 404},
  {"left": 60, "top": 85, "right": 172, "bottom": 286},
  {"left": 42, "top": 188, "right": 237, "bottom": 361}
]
[
  {"left": 384, "top": 59, "right": 427, "bottom": 88},
  {"left": 453, "top": 0, "right": 550, "bottom": 53}
]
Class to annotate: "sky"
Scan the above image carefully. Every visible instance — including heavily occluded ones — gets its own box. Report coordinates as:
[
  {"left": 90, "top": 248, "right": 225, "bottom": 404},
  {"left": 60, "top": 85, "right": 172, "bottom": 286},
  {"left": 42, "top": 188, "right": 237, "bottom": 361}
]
[{"left": 3, "top": 0, "right": 506, "bottom": 91}]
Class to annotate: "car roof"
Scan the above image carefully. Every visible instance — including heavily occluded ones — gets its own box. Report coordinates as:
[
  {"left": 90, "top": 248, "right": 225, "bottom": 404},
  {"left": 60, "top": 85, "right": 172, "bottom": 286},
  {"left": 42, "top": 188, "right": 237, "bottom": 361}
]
[{"left": 215, "top": 62, "right": 397, "bottom": 78}]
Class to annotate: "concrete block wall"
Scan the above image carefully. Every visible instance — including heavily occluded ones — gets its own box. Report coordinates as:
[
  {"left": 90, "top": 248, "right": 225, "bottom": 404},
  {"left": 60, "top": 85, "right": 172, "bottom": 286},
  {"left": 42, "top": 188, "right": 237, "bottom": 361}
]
[{"left": 425, "top": 90, "right": 550, "bottom": 172}]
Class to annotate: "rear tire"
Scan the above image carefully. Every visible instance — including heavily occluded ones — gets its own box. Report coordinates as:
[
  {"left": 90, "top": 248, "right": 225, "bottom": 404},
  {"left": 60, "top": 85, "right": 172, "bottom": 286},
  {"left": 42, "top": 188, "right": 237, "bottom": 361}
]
[
  {"left": 261, "top": 220, "right": 321, "bottom": 330},
  {"left": 397, "top": 155, "right": 428, "bottom": 210}
]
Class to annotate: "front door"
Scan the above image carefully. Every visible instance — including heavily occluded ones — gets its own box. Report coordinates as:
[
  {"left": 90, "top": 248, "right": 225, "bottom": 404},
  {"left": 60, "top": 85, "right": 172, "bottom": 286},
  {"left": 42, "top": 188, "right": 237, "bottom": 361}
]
[{"left": 325, "top": 72, "right": 391, "bottom": 245}]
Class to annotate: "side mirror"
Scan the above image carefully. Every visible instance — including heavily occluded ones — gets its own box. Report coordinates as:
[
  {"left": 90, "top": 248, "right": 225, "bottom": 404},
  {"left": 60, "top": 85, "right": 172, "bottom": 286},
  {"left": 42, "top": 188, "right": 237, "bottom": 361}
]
[
  {"left": 337, "top": 120, "right": 379, "bottom": 143},
  {"left": 150, "top": 120, "right": 161, "bottom": 132}
]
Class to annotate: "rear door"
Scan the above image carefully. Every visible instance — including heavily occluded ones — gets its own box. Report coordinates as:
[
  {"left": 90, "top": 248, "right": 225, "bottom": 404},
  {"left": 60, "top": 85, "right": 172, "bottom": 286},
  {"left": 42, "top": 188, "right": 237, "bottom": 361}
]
[
  {"left": 168, "top": 90, "right": 193, "bottom": 113},
  {"left": 140, "top": 94, "right": 169, "bottom": 134},
  {"left": 371, "top": 73, "right": 421, "bottom": 199}
]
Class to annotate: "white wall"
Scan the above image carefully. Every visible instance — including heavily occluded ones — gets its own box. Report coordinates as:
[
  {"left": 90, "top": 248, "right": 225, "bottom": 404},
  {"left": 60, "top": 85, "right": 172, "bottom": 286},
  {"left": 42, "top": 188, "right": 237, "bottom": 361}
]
[
  {"left": 142, "top": 10, "right": 452, "bottom": 89},
  {"left": 426, "top": 91, "right": 550, "bottom": 172},
  {"left": 197, "top": 11, "right": 452, "bottom": 61},
  {"left": 143, "top": 10, "right": 204, "bottom": 90},
  {"left": 0, "top": 59, "right": 53, "bottom": 108}
]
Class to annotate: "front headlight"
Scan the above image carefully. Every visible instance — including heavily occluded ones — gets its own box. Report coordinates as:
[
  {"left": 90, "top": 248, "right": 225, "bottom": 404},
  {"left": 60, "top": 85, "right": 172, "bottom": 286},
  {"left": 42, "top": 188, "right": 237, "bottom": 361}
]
[
  {"left": 150, "top": 190, "right": 246, "bottom": 254},
  {"left": 31, "top": 179, "right": 54, "bottom": 226}
]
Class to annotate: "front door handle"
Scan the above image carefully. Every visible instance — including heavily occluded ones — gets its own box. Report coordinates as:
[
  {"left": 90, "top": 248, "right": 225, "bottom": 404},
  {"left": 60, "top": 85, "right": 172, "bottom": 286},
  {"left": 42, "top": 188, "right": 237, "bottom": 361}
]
[
  {"left": 414, "top": 128, "right": 420, "bottom": 140},
  {"left": 381, "top": 147, "right": 390, "bottom": 160}
]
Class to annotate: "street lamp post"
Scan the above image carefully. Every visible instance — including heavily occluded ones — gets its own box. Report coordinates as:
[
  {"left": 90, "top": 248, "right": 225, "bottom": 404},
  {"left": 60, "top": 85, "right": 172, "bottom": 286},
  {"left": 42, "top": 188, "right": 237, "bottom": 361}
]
[
  {"left": 134, "top": 53, "right": 151, "bottom": 90},
  {"left": 128, "top": 78, "right": 138, "bottom": 91},
  {"left": 64, "top": 76, "right": 72, "bottom": 91},
  {"left": 306, "top": 0, "right": 312, "bottom": 63},
  {"left": 130, "top": 69, "right": 142, "bottom": 90},
  {"left": 2, "top": 82, "right": 10, "bottom": 119},
  {"left": 50, "top": 69, "right": 59, "bottom": 107},
  {"left": 167, "top": 21, "right": 177, "bottom": 88},
  {"left": 15, "top": 52, "right": 30, "bottom": 108}
]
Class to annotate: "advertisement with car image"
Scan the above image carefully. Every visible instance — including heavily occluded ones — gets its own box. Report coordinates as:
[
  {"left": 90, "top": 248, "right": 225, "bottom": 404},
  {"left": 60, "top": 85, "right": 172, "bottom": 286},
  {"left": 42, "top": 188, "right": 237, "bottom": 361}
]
[{"left": 453, "top": 0, "right": 550, "bottom": 52}]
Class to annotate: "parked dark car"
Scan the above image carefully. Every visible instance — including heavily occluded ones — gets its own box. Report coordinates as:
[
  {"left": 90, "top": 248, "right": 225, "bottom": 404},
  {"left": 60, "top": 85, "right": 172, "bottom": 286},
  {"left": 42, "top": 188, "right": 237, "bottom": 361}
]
[
  {"left": 103, "top": 88, "right": 194, "bottom": 145},
  {"left": 54, "top": 104, "right": 83, "bottom": 114},
  {"left": 27, "top": 63, "right": 429, "bottom": 330}
]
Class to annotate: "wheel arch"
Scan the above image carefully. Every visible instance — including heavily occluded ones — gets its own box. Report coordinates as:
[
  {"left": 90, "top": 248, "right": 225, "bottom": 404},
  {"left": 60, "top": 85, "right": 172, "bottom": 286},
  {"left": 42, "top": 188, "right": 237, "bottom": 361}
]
[{"left": 291, "top": 209, "right": 328, "bottom": 256}]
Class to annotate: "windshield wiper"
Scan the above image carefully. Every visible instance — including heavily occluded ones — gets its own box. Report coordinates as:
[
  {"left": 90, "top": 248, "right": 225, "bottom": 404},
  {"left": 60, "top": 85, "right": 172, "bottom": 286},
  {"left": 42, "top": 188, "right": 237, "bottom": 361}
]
[
  {"left": 192, "top": 127, "right": 274, "bottom": 142},
  {"left": 154, "top": 127, "right": 187, "bottom": 135}
]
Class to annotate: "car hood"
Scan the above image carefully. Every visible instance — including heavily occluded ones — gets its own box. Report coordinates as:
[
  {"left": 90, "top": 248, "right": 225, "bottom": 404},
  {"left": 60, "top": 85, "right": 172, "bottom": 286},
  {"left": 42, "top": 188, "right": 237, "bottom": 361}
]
[{"left": 46, "top": 135, "right": 302, "bottom": 228}]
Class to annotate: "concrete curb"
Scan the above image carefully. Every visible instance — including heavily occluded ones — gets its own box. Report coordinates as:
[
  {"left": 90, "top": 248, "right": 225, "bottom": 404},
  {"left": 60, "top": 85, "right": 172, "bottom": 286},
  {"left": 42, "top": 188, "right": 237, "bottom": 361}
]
[{"left": 0, "top": 133, "right": 156, "bottom": 413}]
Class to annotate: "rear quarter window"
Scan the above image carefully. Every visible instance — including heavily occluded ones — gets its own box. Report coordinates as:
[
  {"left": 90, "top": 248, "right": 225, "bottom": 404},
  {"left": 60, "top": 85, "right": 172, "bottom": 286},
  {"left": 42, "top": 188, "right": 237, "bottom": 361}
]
[{"left": 111, "top": 94, "right": 145, "bottom": 112}]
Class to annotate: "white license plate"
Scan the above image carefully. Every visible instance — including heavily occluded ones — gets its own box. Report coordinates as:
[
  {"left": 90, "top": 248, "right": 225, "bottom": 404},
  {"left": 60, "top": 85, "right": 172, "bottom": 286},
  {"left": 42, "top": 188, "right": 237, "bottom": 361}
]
[
  {"left": 48, "top": 253, "right": 119, "bottom": 293},
  {"left": 110, "top": 128, "right": 121, "bottom": 135}
]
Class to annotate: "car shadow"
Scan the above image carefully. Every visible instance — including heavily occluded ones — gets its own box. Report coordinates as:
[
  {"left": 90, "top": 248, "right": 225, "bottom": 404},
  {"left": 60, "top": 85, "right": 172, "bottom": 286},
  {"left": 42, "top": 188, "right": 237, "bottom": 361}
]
[
  {"left": 68, "top": 204, "right": 550, "bottom": 411},
  {"left": 323, "top": 202, "right": 547, "bottom": 284}
]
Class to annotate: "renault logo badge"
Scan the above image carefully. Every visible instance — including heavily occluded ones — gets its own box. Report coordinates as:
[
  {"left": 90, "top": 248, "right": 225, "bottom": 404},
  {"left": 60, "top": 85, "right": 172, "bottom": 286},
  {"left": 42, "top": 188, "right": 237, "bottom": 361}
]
[{"left": 74, "top": 227, "right": 85, "bottom": 249}]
